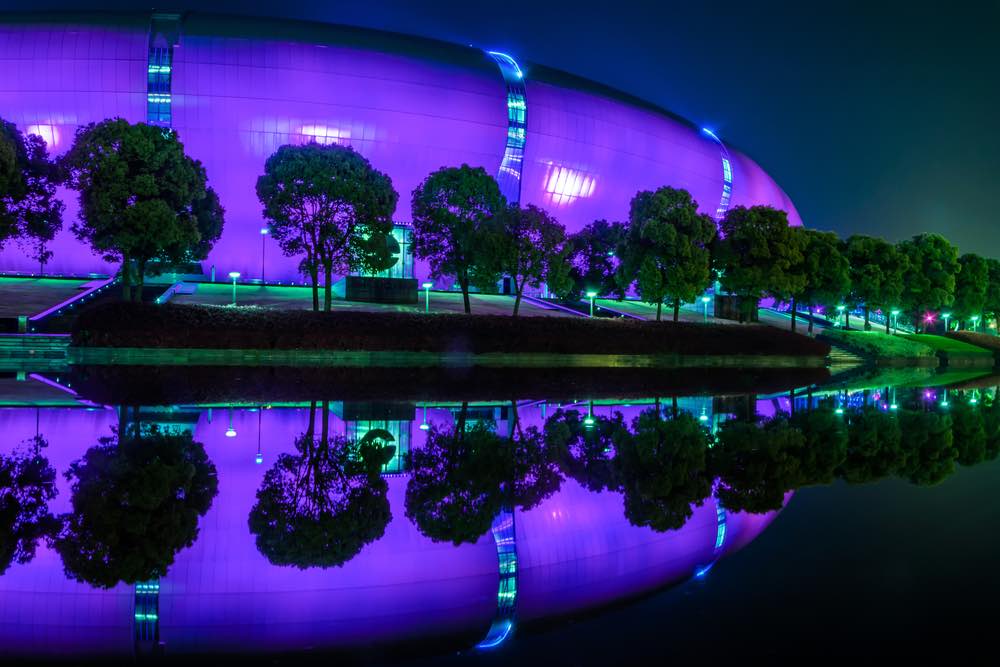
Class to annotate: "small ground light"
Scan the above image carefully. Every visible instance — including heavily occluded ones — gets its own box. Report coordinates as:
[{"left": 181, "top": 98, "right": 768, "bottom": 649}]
[
  {"left": 586, "top": 291, "right": 598, "bottom": 318},
  {"left": 229, "top": 271, "right": 241, "bottom": 306},
  {"left": 835, "top": 407, "right": 844, "bottom": 415},
  {"left": 583, "top": 415, "right": 595, "bottom": 427},
  {"left": 701, "top": 295, "right": 711, "bottom": 322},
  {"left": 422, "top": 282, "right": 433, "bottom": 313}
]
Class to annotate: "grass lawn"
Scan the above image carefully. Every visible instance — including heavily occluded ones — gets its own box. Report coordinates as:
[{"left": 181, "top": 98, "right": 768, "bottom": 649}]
[
  {"left": 170, "top": 283, "right": 573, "bottom": 318},
  {"left": 944, "top": 331, "right": 1000, "bottom": 354},
  {"left": 0, "top": 277, "right": 91, "bottom": 317},
  {"left": 820, "top": 329, "right": 937, "bottom": 359},
  {"left": 899, "top": 333, "right": 994, "bottom": 356}
]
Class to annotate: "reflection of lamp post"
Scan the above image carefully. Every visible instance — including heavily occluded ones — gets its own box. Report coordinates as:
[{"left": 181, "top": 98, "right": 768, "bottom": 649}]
[
  {"left": 941, "top": 389, "right": 949, "bottom": 408},
  {"left": 942, "top": 312, "right": 951, "bottom": 331},
  {"left": 419, "top": 405, "right": 430, "bottom": 431},
  {"left": 255, "top": 408, "right": 263, "bottom": 464},
  {"left": 971, "top": 315, "right": 980, "bottom": 332},
  {"left": 837, "top": 305, "right": 846, "bottom": 329},
  {"left": 229, "top": 271, "right": 240, "bottom": 306},
  {"left": 259, "top": 228, "right": 269, "bottom": 285},
  {"left": 701, "top": 295, "right": 711, "bottom": 323},
  {"left": 586, "top": 291, "right": 598, "bottom": 318},
  {"left": 583, "top": 400, "right": 595, "bottom": 428},
  {"left": 225, "top": 408, "right": 237, "bottom": 438},
  {"left": 422, "top": 282, "right": 433, "bottom": 313},
  {"left": 891, "top": 309, "right": 900, "bottom": 334}
]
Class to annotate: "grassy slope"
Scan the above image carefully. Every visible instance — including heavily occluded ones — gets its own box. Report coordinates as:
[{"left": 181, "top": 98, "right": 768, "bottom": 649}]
[
  {"left": 900, "top": 333, "right": 994, "bottom": 356},
  {"left": 820, "top": 329, "right": 936, "bottom": 358},
  {"left": 945, "top": 331, "right": 1000, "bottom": 354}
]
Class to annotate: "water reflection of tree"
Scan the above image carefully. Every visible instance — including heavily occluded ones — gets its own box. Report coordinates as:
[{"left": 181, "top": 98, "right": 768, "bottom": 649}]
[
  {"left": 0, "top": 435, "right": 58, "bottom": 575},
  {"left": 897, "top": 411, "right": 957, "bottom": 486},
  {"left": 838, "top": 406, "right": 903, "bottom": 483},
  {"left": 405, "top": 402, "right": 561, "bottom": 545},
  {"left": 544, "top": 409, "right": 626, "bottom": 493},
  {"left": 711, "top": 417, "right": 805, "bottom": 514},
  {"left": 55, "top": 426, "right": 218, "bottom": 588},
  {"left": 248, "top": 401, "right": 395, "bottom": 569}
]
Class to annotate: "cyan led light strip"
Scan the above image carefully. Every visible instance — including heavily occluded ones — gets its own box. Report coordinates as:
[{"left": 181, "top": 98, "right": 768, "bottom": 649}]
[
  {"left": 134, "top": 580, "right": 160, "bottom": 646},
  {"left": 487, "top": 51, "right": 527, "bottom": 204},
  {"left": 476, "top": 508, "right": 518, "bottom": 650},
  {"left": 702, "top": 128, "right": 733, "bottom": 222}
]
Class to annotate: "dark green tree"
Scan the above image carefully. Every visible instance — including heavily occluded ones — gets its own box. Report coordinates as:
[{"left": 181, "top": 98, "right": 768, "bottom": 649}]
[
  {"left": 710, "top": 417, "right": 804, "bottom": 513},
  {"left": 410, "top": 165, "right": 506, "bottom": 314},
  {"left": 788, "top": 405, "right": 848, "bottom": 483},
  {"left": 478, "top": 204, "right": 570, "bottom": 316},
  {"left": 60, "top": 119, "right": 223, "bottom": 301},
  {"left": 55, "top": 426, "right": 218, "bottom": 588},
  {"left": 897, "top": 234, "right": 960, "bottom": 332},
  {"left": 715, "top": 206, "right": 805, "bottom": 323},
  {"left": 257, "top": 143, "right": 397, "bottom": 311},
  {"left": 842, "top": 235, "right": 908, "bottom": 331},
  {"left": 0, "top": 118, "right": 64, "bottom": 274},
  {"left": 952, "top": 253, "right": 988, "bottom": 329},
  {"left": 984, "top": 259, "right": 1000, "bottom": 332},
  {"left": 618, "top": 410, "right": 713, "bottom": 532},
  {"left": 248, "top": 402, "right": 395, "bottom": 569},
  {"left": 839, "top": 406, "right": 904, "bottom": 483},
  {"left": 561, "top": 219, "right": 626, "bottom": 302},
  {"left": 543, "top": 409, "right": 627, "bottom": 493},
  {"left": 791, "top": 229, "right": 850, "bottom": 333},
  {"left": 897, "top": 410, "right": 957, "bottom": 486},
  {"left": 0, "top": 435, "right": 58, "bottom": 575},
  {"left": 618, "top": 187, "right": 716, "bottom": 321},
  {"left": 983, "top": 390, "right": 1000, "bottom": 461}
]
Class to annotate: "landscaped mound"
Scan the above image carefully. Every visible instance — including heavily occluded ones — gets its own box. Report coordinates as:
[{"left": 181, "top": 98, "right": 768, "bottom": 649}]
[
  {"left": 943, "top": 331, "right": 1000, "bottom": 358},
  {"left": 819, "top": 329, "right": 936, "bottom": 360},
  {"left": 71, "top": 302, "right": 830, "bottom": 357},
  {"left": 900, "top": 334, "right": 994, "bottom": 358}
]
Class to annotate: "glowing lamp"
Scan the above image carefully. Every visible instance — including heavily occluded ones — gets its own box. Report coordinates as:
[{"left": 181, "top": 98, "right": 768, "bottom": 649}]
[{"left": 225, "top": 427, "right": 237, "bottom": 438}]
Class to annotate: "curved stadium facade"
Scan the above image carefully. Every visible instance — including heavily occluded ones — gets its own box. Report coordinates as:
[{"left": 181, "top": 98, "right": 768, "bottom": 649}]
[{"left": 0, "top": 12, "right": 802, "bottom": 284}]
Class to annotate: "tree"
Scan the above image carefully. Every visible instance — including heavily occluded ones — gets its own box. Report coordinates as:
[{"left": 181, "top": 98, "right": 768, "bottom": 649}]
[
  {"left": 257, "top": 143, "right": 397, "bottom": 311},
  {"left": 618, "top": 187, "right": 716, "bottom": 321},
  {"left": 950, "top": 399, "right": 987, "bottom": 466},
  {"left": 0, "top": 118, "right": 63, "bottom": 274},
  {"left": 897, "top": 410, "right": 957, "bottom": 486},
  {"left": 60, "top": 119, "right": 222, "bottom": 301},
  {"left": 715, "top": 206, "right": 805, "bottom": 323},
  {"left": 411, "top": 165, "right": 506, "bottom": 314},
  {"left": 54, "top": 426, "right": 218, "bottom": 588},
  {"left": 953, "top": 253, "right": 988, "bottom": 329},
  {"left": 897, "top": 234, "right": 960, "bottom": 332},
  {"left": 788, "top": 405, "right": 848, "bottom": 483},
  {"left": 618, "top": 410, "right": 713, "bottom": 532},
  {"left": 0, "top": 435, "right": 58, "bottom": 576},
  {"left": 248, "top": 402, "right": 395, "bottom": 568},
  {"left": 543, "top": 409, "right": 627, "bottom": 493},
  {"left": 842, "top": 235, "right": 908, "bottom": 331},
  {"left": 561, "top": 219, "right": 626, "bottom": 302},
  {"left": 478, "top": 204, "right": 570, "bottom": 316},
  {"left": 984, "top": 259, "right": 1000, "bottom": 332},
  {"left": 791, "top": 229, "right": 850, "bottom": 333}
]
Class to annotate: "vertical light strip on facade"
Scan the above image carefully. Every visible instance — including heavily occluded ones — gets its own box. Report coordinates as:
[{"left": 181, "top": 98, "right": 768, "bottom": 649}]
[
  {"left": 134, "top": 580, "right": 160, "bottom": 650},
  {"left": 476, "top": 508, "right": 518, "bottom": 650},
  {"left": 147, "top": 14, "right": 181, "bottom": 127},
  {"left": 702, "top": 128, "right": 733, "bottom": 222},
  {"left": 486, "top": 51, "right": 527, "bottom": 204}
]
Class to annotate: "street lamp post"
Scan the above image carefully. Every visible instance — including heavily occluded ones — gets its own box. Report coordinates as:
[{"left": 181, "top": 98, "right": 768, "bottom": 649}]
[
  {"left": 422, "top": 282, "right": 433, "bottom": 313},
  {"left": 837, "top": 305, "right": 846, "bottom": 329},
  {"left": 971, "top": 315, "right": 980, "bottom": 332},
  {"left": 891, "top": 309, "right": 900, "bottom": 334},
  {"left": 701, "top": 295, "right": 711, "bottom": 323},
  {"left": 229, "top": 271, "right": 240, "bottom": 306},
  {"left": 942, "top": 312, "right": 951, "bottom": 332},
  {"left": 260, "top": 228, "right": 269, "bottom": 285},
  {"left": 586, "top": 291, "right": 598, "bottom": 318}
]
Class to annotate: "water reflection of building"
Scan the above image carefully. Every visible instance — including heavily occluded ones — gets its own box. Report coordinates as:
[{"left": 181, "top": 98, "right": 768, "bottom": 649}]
[{"left": 0, "top": 401, "right": 785, "bottom": 659}]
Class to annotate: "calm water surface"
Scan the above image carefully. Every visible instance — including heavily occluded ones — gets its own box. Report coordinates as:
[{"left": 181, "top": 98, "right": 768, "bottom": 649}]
[{"left": 1, "top": 373, "right": 997, "bottom": 662}]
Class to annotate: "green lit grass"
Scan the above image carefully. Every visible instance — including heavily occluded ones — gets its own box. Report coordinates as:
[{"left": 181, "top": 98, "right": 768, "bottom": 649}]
[
  {"left": 820, "top": 329, "right": 936, "bottom": 359},
  {"left": 899, "top": 334, "right": 994, "bottom": 356}
]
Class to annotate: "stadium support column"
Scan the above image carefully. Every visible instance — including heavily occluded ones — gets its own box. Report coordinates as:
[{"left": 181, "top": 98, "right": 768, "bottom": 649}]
[
  {"left": 486, "top": 51, "right": 527, "bottom": 204},
  {"left": 147, "top": 14, "right": 181, "bottom": 128}
]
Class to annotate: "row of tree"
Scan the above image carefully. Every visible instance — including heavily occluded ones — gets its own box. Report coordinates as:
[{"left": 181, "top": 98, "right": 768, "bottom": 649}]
[
  {"left": 4, "top": 117, "right": 997, "bottom": 328},
  {"left": 6, "top": 391, "right": 995, "bottom": 584}
]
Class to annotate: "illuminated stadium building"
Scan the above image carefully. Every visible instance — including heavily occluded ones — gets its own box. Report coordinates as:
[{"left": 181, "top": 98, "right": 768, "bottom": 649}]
[{"left": 0, "top": 12, "right": 802, "bottom": 284}]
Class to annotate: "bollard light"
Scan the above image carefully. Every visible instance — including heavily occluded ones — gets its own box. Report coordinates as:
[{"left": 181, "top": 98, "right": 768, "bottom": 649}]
[
  {"left": 586, "top": 291, "right": 598, "bottom": 318},
  {"left": 422, "top": 282, "right": 433, "bottom": 313},
  {"left": 229, "top": 271, "right": 241, "bottom": 306}
]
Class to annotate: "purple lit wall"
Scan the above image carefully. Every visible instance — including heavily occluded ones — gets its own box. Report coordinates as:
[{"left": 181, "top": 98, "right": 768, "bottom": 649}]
[{"left": 0, "top": 13, "right": 803, "bottom": 283}]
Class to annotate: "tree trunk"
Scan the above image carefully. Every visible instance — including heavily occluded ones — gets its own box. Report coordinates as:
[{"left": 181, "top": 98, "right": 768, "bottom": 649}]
[
  {"left": 790, "top": 298, "right": 797, "bottom": 332},
  {"left": 133, "top": 259, "right": 145, "bottom": 303},
  {"left": 656, "top": 301, "right": 662, "bottom": 321},
  {"left": 673, "top": 299, "right": 680, "bottom": 322},
  {"left": 307, "top": 401, "right": 317, "bottom": 438},
  {"left": 512, "top": 280, "right": 522, "bottom": 317},
  {"left": 671, "top": 395, "right": 678, "bottom": 418},
  {"left": 808, "top": 308, "right": 815, "bottom": 335},
  {"left": 886, "top": 314, "right": 891, "bottom": 334},
  {"left": 321, "top": 400, "right": 330, "bottom": 445},
  {"left": 789, "top": 387, "right": 796, "bottom": 415},
  {"left": 459, "top": 273, "right": 471, "bottom": 314},
  {"left": 864, "top": 305, "right": 871, "bottom": 330},
  {"left": 323, "top": 264, "right": 333, "bottom": 312},
  {"left": 845, "top": 312, "right": 851, "bottom": 330},
  {"left": 309, "top": 264, "right": 319, "bottom": 312},
  {"left": 121, "top": 252, "right": 132, "bottom": 301}
]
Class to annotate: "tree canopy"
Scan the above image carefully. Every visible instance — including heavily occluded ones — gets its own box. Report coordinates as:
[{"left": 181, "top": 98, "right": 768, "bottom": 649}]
[
  {"left": 791, "top": 229, "right": 850, "bottom": 332},
  {"left": 953, "top": 253, "right": 989, "bottom": 327},
  {"left": 897, "top": 233, "right": 960, "bottom": 331},
  {"left": 543, "top": 409, "right": 627, "bottom": 493},
  {"left": 410, "top": 165, "right": 506, "bottom": 314},
  {"left": 60, "top": 119, "right": 222, "bottom": 301},
  {"left": 618, "top": 187, "right": 716, "bottom": 321},
  {"left": 0, "top": 118, "right": 63, "bottom": 272},
  {"left": 561, "top": 219, "right": 626, "bottom": 302},
  {"left": 257, "top": 142, "right": 398, "bottom": 311},
  {"left": 54, "top": 426, "right": 218, "bottom": 588},
  {"left": 0, "top": 435, "right": 58, "bottom": 576}
]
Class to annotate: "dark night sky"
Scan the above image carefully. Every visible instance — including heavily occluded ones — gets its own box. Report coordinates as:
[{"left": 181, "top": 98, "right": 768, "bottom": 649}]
[{"left": 10, "top": 0, "right": 1000, "bottom": 256}]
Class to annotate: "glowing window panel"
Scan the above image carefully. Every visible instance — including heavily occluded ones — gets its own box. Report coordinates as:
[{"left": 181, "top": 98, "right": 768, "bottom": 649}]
[
  {"left": 134, "top": 579, "right": 160, "bottom": 644},
  {"left": 487, "top": 51, "right": 527, "bottom": 204},
  {"left": 476, "top": 508, "right": 518, "bottom": 650},
  {"left": 543, "top": 163, "right": 597, "bottom": 206},
  {"left": 298, "top": 124, "right": 351, "bottom": 146},
  {"left": 25, "top": 124, "right": 59, "bottom": 149},
  {"left": 147, "top": 15, "right": 180, "bottom": 127},
  {"left": 702, "top": 128, "right": 734, "bottom": 222}
]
